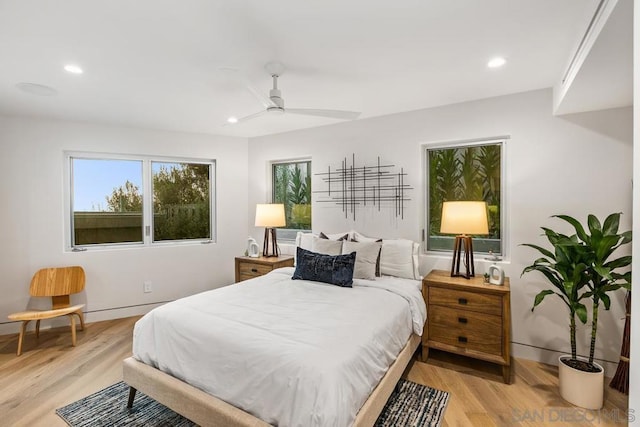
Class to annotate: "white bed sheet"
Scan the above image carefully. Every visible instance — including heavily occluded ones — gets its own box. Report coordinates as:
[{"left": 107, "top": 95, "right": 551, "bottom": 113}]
[{"left": 132, "top": 267, "right": 426, "bottom": 427}]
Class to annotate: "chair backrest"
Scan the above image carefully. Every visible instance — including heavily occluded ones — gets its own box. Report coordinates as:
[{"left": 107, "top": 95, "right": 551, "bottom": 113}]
[{"left": 29, "top": 266, "right": 85, "bottom": 309}]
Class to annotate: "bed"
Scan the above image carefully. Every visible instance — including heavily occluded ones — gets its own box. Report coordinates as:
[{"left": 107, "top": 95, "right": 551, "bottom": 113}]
[{"left": 124, "top": 236, "right": 426, "bottom": 427}]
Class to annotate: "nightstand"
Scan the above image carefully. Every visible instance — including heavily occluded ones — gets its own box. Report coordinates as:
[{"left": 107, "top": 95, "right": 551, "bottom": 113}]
[
  {"left": 422, "top": 269, "right": 511, "bottom": 384},
  {"left": 234, "top": 255, "right": 294, "bottom": 283}
]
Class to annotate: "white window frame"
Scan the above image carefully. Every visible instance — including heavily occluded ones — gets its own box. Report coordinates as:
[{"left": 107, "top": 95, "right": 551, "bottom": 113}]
[
  {"left": 269, "top": 157, "right": 312, "bottom": 242},
  {"left": 423, "top": 137, "right": 507, "bottom": 257},
  {"left": 64, "top": 151, "right": 216, "bottom": 251}
]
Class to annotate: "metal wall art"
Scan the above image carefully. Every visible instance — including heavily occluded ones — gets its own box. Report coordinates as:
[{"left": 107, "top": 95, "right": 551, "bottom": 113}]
[{"left": 315, "top": 154, "right": 412, "bottom": 220}]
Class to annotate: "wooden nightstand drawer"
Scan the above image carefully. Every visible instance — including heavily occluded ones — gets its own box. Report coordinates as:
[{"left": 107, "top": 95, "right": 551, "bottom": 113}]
[
  {"left": 428, "top": 305, "right": 502, "bottom": 336},
  {"left": 429, "top": 323, "right": 502, "bottom": 355},
  {"left": 238, "top": 262, "right": 273, "bottom": 279},
  {"left": 429, "top": 287, "right": 502, "bottom": 316}
]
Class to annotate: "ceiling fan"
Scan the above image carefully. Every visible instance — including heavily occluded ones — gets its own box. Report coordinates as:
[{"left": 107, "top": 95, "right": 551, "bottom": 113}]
[{"left": 225, "top": 62, "right": 361, "bottom": 124}]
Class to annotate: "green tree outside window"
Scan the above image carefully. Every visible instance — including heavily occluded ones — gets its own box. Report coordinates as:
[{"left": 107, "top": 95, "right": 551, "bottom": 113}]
[
  {"left": 272, "top": 161, "right": 311, "bottom": 231},
  {"left": 427, "top": 142, "right": 502, "bottom": 254}
]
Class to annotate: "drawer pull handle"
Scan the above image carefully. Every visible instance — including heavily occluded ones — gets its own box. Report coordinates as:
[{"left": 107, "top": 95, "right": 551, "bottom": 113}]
[
  {"left": 458, "top": 336, "right": 468, "bottom": 343},
  {"left": 458, "top": 298, "right": 468, "bottom": 305},
  {"left": 251, "top": 268, "right": 258, "bottom": 273},
  {"left": 458, "top": 317, "right": 468, "bottom": 324}
]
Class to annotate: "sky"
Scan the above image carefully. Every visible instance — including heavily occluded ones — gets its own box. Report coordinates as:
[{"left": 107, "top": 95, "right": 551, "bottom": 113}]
[
  {"left": 73, "top": 159, "right": 205, "bottom": 211},
  {"left": 73, "top": 158, "right": 142, "bottom": 211}
]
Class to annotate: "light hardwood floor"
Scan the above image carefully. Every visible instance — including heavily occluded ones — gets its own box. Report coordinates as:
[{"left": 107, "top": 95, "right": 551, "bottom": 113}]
[{"left": 0, "top": 317, "right": 629, "bottom": 427}]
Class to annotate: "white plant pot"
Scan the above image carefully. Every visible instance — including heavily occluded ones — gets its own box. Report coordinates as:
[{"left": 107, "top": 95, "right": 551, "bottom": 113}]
[{"left": 558, "top": 355, "right": 604, "bottom": 410}]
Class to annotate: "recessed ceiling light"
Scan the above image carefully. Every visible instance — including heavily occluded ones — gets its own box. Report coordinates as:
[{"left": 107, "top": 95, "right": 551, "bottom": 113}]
[
  {"left": 487, "top": 57, "right": 506, "bottom": 68},
  {"left": 227, "top": 116, "right": 238, "bottom": 124},
  {"left": 15, "top": 82, "right": 58, "bottom": 96},
  {"left": 64, "top": 64, "right": 83, "bottom": 74}
]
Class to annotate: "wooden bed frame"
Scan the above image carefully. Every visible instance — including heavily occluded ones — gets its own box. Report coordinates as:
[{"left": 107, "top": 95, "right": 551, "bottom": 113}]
[{"left": 123, "top": 333, "right": 421, "bottom": 427}]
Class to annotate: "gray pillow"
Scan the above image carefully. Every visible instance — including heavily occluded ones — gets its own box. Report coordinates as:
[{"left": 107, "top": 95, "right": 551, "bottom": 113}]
[
  {"left": 342, "top": 240, "right": 381, "bottom": 280},
  {"left": 351, "top": 236, "right": 383, "bottom": 276},
  {"left": 312, "top": 236, "right": 342, "bottom": 255}
]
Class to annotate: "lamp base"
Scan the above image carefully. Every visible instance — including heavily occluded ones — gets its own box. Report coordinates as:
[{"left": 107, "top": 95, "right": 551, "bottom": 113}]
[
  {"left": 450, "top": 235, "right": 475, "bottom": 279},
  {"left": 262, "top": 228, "right": 280, "bottom": 257}
]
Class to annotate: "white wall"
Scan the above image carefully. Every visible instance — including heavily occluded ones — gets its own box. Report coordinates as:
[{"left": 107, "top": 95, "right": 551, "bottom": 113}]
[
  {"left": 0, "top": 116, "right": 249, "bottom": 335},
  {"left": 248, "top": 88, "right": 633, "bottom": 373},
  {"left": 628, "top": 0, "right": 639, "bottom": 419}
]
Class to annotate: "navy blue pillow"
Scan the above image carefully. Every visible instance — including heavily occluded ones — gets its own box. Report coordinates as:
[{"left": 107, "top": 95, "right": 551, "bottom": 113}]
[{"left": 292, "top": 247, "right": 356, "bottom": 287}]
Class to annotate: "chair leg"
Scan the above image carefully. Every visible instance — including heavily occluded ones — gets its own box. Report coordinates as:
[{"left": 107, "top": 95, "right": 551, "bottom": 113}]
[
  {"left": 127, "top": 387, "right": 137, "bottom": 409},
  {"left": 76, "top": 310, "right": 85, "bottom": 331},
  {"left": 69, "top": 314, "right": 77, "bottom": 347},
  {"left": 35, "top": 320, "right": 41, "bottom": 338},
  {"left": 17, "top": 320, "right": 30, "bottom": 356}
]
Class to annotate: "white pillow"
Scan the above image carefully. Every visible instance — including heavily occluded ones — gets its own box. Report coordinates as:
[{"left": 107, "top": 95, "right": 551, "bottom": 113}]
[
  {"left": 342, "top": 240, "right": 381, "bottom": 280},
  {"left": 380, "top": 238, "right": 420, "bottom": 280},
  {"left": 294, "top": 232, "right": 318, "bottom": 265},
  {"left": 312, "top": 236, "right": 342, "bottom": 255},
  {"left": 411, "top": 242, "right": 420, "bottom": 279},
  {"left": 295, "top": 232, "right": 317, "bottom": 251},
  {"left": 353, "top": 231, "right": 380, "bottom": 243}
]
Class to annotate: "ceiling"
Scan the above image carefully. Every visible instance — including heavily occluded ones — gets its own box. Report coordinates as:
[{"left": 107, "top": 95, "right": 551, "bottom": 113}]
[
  {"left": 0, "top": 0, "right": 616, "bottom": 138},
  {"left": 553, "top": 0, "right": 633, "bottom": 115}
]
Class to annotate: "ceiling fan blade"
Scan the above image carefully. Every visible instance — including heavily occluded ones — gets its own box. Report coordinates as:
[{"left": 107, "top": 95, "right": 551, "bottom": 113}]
[
  {"left": 219, "top": 67, "right": 276, "bottom": 109},
  {"left": 286, "top": 108, "right": 361, "bottom": 120},
  {"left": 224, "top": 110, "right": 268, "bottom": 126}
]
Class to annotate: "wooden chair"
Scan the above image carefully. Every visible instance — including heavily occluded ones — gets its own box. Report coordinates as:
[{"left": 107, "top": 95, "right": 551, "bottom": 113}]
[{"left": 8, "top": 266, "right": 86, "bottom": 356}]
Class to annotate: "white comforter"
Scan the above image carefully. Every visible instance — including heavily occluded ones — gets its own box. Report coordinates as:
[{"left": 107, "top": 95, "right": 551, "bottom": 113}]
[{"left": 133, "top": 267, "right": 426, "bottom": 427}]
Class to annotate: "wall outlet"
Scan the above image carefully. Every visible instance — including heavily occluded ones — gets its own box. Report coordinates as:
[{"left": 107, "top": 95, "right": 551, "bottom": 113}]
[{"left": 143, "top": 280, "right": 152, "bottom": 293}]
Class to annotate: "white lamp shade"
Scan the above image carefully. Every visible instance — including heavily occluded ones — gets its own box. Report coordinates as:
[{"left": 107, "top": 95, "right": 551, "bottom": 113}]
[
  {"left": 440, "top": 201, "right": 489, "bottom": 235},
  {"left": 255, "top": 204, "right": 286, "bottom": 227}
]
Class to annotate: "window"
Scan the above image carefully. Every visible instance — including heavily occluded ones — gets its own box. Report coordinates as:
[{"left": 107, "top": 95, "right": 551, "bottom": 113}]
[
  {"left": 152, "top": 161, "right": 211, "bottom": 242},
  {"left": 425, "top": 140, "right": 504, "bottom": 255},
  {"left": 68, "top": 153, "right": 214, "bottom": 249},
  {"left": 272, "top": 160, "right": 311, "bottom": 241}
]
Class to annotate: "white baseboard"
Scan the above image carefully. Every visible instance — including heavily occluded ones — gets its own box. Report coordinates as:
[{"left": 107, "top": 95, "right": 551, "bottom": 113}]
[
  {"left": 0, "top": 302, "right": 167, "bottom": 337},
  {"left": 512, "top": 342, "right": 619, "bottom": 377},
  {"left": 83, "top": 302, "right": 166, "bottom": 324}
]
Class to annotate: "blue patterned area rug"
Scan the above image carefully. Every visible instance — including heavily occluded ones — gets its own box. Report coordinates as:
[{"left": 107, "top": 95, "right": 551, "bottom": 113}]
[{"left": 56, "top": 378, "right": 449, "bottom": 427}]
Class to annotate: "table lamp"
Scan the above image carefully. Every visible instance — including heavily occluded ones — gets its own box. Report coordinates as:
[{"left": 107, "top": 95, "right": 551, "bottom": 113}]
[
  {"left": 440, "top": 201, "right": 489, "bottom": 279},
  {"left": 255, "top": 204, "right": 286, "bottom": 257}
]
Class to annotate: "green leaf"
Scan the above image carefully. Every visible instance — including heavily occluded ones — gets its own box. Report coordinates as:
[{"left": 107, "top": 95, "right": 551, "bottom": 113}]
[
  {"left": 616, "top": 271, "right": 632, "bottom": 285},
  {"left": 588, "top": 214, "right": 601, "bottom": 233},
  {"left": 593, "top": 265, "right": 613, "bottom": 281},
  {"left": 533, "top": 290, "right": 555, "bottom": 309},
  {"left": 532, "top": 257, "right": 552, "bottom": 266},
  {"left": 601, "top": 293, "right": 611, "bottom": 310},
  {"left": 575, "top": 303, "right": 588, "bottom": 323},
  {"left": 602, "top": 213, "right": 621, "bottom": 235},
  {"left": 520, "top": 243, "right": 555, "bottom": 259},
  {"left": 595, "top": 235, "right": 623, "bottom": 261},
  {"left": 562, "top": 281, "right": 575, "bottom": 298},
  {"left": 621, "top": 230, "right": 632, "bottom": 244},
  {"left": 602, "top": 284, "right": 622, "bottom": 293},
  {"left": 605, "top": 256, "right": 632, "bottom": 270},
  {"left": 554, "top": 214, "right": 590, "bottom": 244},
  {"left": 522, "top": 266, "right": 563, "bottom": 291}
]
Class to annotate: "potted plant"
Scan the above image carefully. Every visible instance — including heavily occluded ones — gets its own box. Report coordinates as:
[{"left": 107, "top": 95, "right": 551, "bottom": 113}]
[{"left": 522, "top": 213, "right": 631, "bottom": 409}]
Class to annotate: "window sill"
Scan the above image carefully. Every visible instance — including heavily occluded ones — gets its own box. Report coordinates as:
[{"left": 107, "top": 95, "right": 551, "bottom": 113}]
[{"left": 67, "top": 239, "right": 215, "bottom": 253}]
